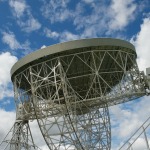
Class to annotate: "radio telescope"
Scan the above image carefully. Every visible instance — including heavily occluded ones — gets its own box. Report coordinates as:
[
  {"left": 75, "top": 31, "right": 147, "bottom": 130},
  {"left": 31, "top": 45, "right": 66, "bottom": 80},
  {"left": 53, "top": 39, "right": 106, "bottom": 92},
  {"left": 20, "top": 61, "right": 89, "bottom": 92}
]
[{"left": 0, "top": 38, "right": 147, "bottom": 150}]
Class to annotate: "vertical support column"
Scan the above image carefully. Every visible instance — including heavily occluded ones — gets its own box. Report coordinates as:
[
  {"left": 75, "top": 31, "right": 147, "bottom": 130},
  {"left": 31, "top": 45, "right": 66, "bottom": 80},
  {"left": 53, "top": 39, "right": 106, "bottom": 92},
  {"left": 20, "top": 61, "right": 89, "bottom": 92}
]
[
  {"left": 29, "top": 67, "right": 53, "bottom": 150},
  {"left": 8, "top": 73, "right": 39, "bottom": 150},
  {"left": 0, "top": 120, "right": 37, "bottom": 150},
  {"left": 10, "top": 121, "right": 22, "bottom": 150}
]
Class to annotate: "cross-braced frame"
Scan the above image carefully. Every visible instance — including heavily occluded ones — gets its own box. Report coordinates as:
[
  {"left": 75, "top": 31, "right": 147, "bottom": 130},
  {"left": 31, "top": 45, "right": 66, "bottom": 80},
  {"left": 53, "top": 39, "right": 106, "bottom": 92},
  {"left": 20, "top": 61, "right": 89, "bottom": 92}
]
[
  {"left": 0, "top": 120, "right": 41, "bottom": 150},
  {"left": 12, "top": 45, "right": 146, "bottom": 150}
]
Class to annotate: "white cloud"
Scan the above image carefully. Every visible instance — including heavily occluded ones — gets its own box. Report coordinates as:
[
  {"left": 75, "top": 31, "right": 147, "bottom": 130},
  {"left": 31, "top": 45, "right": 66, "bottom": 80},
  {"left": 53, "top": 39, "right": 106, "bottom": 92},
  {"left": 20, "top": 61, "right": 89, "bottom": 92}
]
[
  {"left": 0, "top": 88, "right": 14, "bottom": 100},
  {"left": 82, "top": 0, "right": 94, "bottom": 4},
  {"left": 40, "top": 0, "right": 148, "bottom": 39},
  {"left": 60, "top": 31, "right": 80, "bottom": 42},
  {"left": 2, "top": 32, "right": 21, "bottom": 50},
  {"left": 131, "top": 138, "right": 150, "bottom": 150},
  {"left": 0, "top": 109, "right": 15, "bottom": 142},
  {"left": 73, "top": 0, "right": 138, "bottom": 37},
  {"left": 41, "top": 45, "right": 46, "bottom": 49},
  {"left": 44, "top": 28, "right": 80, "bottom": 42},
  {"left": 0, "top": 52, "right": 17, "bottom": 85},
  {"left": 40, "top": 0, "right": 146, "bottom": 40},
  {"left": 18, "top": 16, "right": 41, "bottom": 32},
  {"left": 44, "top": 28, "right": 59, "bottom": 39},
  {"left": 9, "top": 0, "right": 27, "bottom": 17},
  {"left": 2, "top": 31, "right": 31, "bottom": 50},
  {"left": 110, "top": 105, "right": 140, "bottom": 138},
  {"left": 0, "top": 52, "right": 18, "bottom": 100},
  {"left": 131, "top": 16, "right": 150, "bottom": 72},
  {"left": 42, "top": 0, "right": 147, "bottom": 42},
  {"left": 112, "top": 137, "right": 150, "bottom": 150},
  {"left": 108, "top": 0, "right": 137, "bottom": 30},
  {"left": 73, "top": 1, "right": 108, "bottom": 36},
  {"left": 41, "top": 0, "right": 72, "bottom": 23},
  {"left": 9, "top": 0, "right": 41, "bottom": 32}
]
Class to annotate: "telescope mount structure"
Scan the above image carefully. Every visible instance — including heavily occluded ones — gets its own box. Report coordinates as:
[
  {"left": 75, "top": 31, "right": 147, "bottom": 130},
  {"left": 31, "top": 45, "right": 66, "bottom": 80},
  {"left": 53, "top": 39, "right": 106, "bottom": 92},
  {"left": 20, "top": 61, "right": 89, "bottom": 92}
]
[{"left": 0, "top": 38, "right": 148, "bottom": 150}]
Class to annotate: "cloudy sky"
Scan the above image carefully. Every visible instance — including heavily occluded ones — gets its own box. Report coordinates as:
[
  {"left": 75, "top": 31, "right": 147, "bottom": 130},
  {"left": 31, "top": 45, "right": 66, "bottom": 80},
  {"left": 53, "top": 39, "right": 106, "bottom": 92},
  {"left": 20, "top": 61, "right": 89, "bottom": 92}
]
[{"left": 0, "top": 0, "right": 150, "bottom": 149}]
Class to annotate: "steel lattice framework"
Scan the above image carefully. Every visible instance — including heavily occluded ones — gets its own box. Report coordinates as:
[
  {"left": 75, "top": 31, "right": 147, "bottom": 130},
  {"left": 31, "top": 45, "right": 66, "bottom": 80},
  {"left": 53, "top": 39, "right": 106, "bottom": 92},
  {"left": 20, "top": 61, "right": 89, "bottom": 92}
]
[
  {"left": 1, "top": 38, "right": 147, "bottom": 150},
  {"left": 0, "top": 120, "right": 41, "bottom": 150}
]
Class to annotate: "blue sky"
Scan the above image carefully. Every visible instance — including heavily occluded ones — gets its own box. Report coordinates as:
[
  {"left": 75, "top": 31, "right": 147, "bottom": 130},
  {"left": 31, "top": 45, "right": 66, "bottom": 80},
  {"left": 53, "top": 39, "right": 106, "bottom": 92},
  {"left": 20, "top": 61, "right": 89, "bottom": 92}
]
[{"left": 0, "top": 0, "right": 150, "bottom": 149}]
